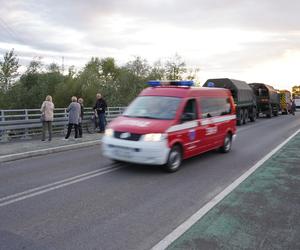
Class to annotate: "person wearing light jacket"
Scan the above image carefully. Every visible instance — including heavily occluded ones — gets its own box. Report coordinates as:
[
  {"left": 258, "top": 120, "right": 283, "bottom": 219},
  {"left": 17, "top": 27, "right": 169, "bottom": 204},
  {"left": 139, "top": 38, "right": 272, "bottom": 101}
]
[
  {"left": 65, "top": 96, "right": 81, "bottom": 139},
  {"left": 40, "top": 95, "right": 54, "bottom": 141}
]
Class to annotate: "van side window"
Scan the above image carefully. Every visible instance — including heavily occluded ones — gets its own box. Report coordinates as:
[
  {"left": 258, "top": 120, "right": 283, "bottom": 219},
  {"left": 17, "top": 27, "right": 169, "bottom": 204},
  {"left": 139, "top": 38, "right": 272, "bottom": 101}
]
[
  {"left": 181, "top": 99, "right": 197, "bottom": 122},
  {"left": 200, "top": 97, "right": 231, "bottom": 118}
]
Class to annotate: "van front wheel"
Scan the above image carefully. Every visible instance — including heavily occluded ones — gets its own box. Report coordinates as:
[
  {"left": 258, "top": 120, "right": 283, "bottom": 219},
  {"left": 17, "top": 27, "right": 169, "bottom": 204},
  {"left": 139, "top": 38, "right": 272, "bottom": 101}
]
[
  {"left": 220, "top": 134, "right": 232, "bottom": 153},
  {"left": 164, "top": 145, "right": 182, "bottom": 173}
]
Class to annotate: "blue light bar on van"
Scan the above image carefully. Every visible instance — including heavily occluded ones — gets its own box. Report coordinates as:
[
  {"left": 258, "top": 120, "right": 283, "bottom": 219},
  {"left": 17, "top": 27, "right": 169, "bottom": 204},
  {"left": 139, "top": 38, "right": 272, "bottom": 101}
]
[
  {"left": 147, "top": 80, "right": 161, "bottom": 87},
  {"left": 147, "top": 80, "right": 194, "bottom": 87},
  {"left": 206, "top": 82, "right": 215, "bottom": 87}
]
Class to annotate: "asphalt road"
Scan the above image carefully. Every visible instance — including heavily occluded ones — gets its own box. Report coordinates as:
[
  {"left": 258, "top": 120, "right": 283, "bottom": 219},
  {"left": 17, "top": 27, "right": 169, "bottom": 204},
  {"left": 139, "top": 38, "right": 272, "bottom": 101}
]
[{"left": 0, "top": 114, "right": 300, "bottom": 250}]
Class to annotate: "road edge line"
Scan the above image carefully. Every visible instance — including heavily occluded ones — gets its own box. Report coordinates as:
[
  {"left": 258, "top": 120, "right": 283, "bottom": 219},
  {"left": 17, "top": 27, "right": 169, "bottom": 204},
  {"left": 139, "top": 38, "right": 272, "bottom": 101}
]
[
  {"left": 0, "top": 165, "right": 121, "bottom": 207},
  {"left": 0, "top": 140, "right": 101, "bottom": 163},
  {"left": 151, "top": 129, "right": 300, "bottom": 250}
]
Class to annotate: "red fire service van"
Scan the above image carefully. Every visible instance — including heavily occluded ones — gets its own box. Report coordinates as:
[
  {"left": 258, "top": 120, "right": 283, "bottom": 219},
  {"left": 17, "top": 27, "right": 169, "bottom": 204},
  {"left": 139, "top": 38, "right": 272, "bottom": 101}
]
[{"left": 102, "top": 80, "right": 237, "bottom": 172}]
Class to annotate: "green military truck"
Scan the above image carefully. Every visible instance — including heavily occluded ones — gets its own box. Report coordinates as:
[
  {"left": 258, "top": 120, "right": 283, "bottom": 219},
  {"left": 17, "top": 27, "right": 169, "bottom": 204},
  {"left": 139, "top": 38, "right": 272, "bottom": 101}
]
[
  {"left": 249, "top": 83, "right": 280, "bottom": 117},
  {"left": 203, "top": 78, "right": 257, "bottom": 125}
]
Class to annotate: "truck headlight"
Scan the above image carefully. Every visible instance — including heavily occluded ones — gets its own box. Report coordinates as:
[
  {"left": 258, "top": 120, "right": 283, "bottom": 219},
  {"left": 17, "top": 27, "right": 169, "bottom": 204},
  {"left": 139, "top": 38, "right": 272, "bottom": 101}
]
[
  {"left": 143, "top": 133, "right": 166, "bottom": 142},
  {"left": 105, "top": 128, "right": 114, "bottom": 137}
]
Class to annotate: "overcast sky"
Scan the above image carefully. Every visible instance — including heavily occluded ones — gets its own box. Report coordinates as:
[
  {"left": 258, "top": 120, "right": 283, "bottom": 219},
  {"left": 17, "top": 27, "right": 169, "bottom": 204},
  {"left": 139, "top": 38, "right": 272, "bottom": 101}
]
[{"left": 0, "top": 0, "right": 299, "bottom": 90}]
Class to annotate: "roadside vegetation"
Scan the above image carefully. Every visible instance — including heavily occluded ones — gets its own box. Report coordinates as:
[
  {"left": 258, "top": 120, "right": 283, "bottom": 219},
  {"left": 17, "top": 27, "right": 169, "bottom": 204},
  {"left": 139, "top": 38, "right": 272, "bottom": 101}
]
[{"left": 0, "top": 49, "right": 199, "bottom": 108}]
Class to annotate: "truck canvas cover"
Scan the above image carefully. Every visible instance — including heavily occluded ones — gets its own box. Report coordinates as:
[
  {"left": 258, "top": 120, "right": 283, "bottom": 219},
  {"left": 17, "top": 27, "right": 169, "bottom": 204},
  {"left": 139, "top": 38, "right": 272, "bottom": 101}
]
[
  {"left": 203, "top": 78, "right": 255, "bottom": 107},
  {"left": 249, "top": 83, "right": 280, "bottom": 105}
]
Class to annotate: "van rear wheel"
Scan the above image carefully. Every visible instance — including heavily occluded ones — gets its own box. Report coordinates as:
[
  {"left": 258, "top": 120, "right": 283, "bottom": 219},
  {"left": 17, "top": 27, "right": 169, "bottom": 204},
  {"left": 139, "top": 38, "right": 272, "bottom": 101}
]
[
  {"left": 164, "top": 145, "right": 182, "bottom": 173},
  {"left": 220, "top": 134, "right": 232, "bottom": 153}
]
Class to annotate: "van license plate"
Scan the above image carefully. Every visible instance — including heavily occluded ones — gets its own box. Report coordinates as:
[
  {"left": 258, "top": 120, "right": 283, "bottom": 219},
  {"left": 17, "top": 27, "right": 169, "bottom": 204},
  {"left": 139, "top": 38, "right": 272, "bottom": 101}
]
[{"left": 115, "top": 148, "right": 132, "bottom": 158}]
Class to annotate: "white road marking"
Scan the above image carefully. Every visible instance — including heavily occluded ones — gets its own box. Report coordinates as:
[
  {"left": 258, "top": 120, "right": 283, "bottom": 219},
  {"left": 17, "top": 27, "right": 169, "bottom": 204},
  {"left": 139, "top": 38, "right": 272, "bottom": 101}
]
[
  {"left": 151, "top": 128, "right": 300, "bottom": 250},
  {"left": 0, "top": 165, "right": 121, "bottom": 207}
]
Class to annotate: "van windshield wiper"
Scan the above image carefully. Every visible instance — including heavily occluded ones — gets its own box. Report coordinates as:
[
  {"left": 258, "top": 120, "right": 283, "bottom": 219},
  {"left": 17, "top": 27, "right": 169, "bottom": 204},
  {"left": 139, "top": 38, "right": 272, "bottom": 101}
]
[
  {"left": 135, "top": 115, "right": 162, "bottom": 119},
  {"left": 124, "top": 115, "right": 162, "bottom": 119}
]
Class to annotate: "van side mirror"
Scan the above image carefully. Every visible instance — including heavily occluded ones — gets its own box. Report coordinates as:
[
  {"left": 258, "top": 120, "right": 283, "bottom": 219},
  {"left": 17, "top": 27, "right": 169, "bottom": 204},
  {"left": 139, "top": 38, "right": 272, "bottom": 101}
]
[{"left": 181, "top": 113, "right": 194, "bottom": 123}]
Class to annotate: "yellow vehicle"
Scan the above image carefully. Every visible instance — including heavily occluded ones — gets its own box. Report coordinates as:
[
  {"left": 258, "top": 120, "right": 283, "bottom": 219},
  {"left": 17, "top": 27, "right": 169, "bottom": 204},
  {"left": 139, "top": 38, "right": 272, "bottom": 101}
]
[{"left": 279, "top": 90, "right": 292, "bottom": 114}]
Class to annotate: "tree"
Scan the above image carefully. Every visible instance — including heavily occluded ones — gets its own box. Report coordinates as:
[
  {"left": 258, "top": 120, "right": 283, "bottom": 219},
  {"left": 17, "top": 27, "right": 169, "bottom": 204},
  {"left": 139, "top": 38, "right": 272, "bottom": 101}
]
[
  {"left": 68, "top": 65, "right": 77, "bottom": 78},
  {"left": 20, "top": 58, "right": 43, "bottom": 90},
  {"left": 0, "top": 49, "right": 20, "bottom": 92},
  {"left": 292, "top": 85, "right": 300, "bottom": 98},
  {"left": 100, "top": 57, "right": 119, "bottom": 82},
  {"left": 48, "top": 63, "right": 61, "bottom": 73},
  {"left": 0, "top": 54, "right": 195, "bottom": 108},
  {"left": 74, "top": 57, "right": 103, "bottom": 106},
  {"left": 125, "top": 56, "right": 150, "bottom": 78},
  {"left": 164, "top": 54, "right": 186, "bottom": 80},
  {"left": 148, "top": 60, "right": 165, "bottom": 80}
]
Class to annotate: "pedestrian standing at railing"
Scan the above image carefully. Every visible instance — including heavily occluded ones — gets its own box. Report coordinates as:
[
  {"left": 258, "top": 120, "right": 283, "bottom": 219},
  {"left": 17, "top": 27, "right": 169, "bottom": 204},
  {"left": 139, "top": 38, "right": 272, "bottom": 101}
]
[
  {"left": 78, "top": 98, "right": 84, "bottom": 138},
  {"left": 64, "top": 96, "right": 81, "bottom": 139},
  {"left": 40, "top": 95, "right": 54, "bottom": 141},
  {"left": 93, "top": 93, "right": 107, "bottom": 133}
]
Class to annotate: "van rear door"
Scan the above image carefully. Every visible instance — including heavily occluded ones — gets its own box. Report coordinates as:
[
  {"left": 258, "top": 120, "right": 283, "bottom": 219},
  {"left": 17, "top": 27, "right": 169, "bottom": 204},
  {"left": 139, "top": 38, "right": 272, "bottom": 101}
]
[{"left": 199, "top": 97, "right": 232, "bottom": 147}]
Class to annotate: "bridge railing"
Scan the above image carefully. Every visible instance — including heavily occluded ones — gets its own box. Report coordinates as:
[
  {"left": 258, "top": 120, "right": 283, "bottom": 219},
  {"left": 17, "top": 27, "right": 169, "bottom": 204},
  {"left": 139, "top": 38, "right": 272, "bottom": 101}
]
[{"left": 0, "top": 107, "right": 126, "bottom": 142}]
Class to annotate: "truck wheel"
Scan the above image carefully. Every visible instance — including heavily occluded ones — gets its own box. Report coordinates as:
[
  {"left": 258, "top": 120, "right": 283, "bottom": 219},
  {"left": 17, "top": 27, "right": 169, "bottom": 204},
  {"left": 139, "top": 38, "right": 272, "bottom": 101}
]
[
  {"left": 237, "top": 109, "right": 243, "bottom": 126},
  {"left": 220, "top": 134, "right": 232, "bottom": 153},
  {"left": 164, "top": 145, "right": 182, "bottom": 172},
  {"left": 267, "top": 105, "right": 273, "bottom": 118},
  {"left": 243, "top": 109, "right": 248, "bottom": 124},
  {"left": 250, "top": 107, "right": 257, "bottom": 122}
]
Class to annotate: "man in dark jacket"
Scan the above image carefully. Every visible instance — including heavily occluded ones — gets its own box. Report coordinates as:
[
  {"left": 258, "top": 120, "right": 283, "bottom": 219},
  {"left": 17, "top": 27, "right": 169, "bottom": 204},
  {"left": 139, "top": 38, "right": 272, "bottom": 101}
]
[{"left": 93, "top": 93, "right": 107, "bottom": 133}]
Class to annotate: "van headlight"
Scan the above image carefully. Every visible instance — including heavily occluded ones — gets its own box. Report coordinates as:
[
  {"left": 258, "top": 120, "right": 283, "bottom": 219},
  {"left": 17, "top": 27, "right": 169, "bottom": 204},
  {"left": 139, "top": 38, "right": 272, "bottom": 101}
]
[
  {"left": 143, "top": 133, "right": 166, "bottom": 142},
  {"left": 105, "top": 128, "right": 114, "bottom": 137}
]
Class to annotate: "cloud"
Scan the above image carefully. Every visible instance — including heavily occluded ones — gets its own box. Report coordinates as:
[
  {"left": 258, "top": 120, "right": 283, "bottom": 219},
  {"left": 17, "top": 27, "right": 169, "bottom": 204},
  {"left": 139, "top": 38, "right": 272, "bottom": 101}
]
[
  {"left": 39, "top": 0, "right": 300, "bottom": 32},
  {"left": 2, "top": 0, "right": 300, "bottom": 51},
  {"left": 0, "top": 0, "right": 300, "bottom": 90}
]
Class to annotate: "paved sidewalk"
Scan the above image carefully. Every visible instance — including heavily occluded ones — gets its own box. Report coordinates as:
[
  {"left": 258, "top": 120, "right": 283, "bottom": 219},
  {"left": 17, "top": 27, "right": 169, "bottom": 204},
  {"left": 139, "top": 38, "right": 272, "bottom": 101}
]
[
  {"left": 0, "top": 133, "right": 102, "bottom": 162},
  {"left": 167, "top": 132, "right": 300, "bottom": 250}
]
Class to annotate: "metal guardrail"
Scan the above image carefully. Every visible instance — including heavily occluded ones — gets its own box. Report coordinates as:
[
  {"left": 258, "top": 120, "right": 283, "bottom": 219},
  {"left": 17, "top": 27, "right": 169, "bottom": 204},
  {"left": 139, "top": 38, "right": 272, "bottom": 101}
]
[{"left": 0, "top": 107, "right": 126, "bottom": 142}]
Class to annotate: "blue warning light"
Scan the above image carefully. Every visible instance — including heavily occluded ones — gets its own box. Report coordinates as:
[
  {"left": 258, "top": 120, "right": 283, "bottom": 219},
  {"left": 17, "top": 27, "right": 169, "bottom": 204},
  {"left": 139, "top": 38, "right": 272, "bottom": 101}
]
[
  {"left": 207, "top": 82, "right": 215, "bottom": 87},
  {"left": 147, "top": 80, "right": 194, "bottom": 87}
]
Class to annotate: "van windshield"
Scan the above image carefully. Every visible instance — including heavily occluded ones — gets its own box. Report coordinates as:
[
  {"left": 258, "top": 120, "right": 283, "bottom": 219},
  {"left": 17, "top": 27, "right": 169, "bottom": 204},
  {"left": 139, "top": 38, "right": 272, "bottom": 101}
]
[{"left": 123, "top": 96, "right": 181, "bottom": 120}]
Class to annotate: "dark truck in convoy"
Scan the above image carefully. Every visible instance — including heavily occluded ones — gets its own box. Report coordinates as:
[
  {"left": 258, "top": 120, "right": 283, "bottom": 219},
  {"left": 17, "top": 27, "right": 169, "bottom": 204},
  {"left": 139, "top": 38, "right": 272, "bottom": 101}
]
[
  {"left": 249, "top": 83, "right": 280, "bottom": 117},
  {"left": 203, "top": 78, "right": 257, "bottom": 125}
]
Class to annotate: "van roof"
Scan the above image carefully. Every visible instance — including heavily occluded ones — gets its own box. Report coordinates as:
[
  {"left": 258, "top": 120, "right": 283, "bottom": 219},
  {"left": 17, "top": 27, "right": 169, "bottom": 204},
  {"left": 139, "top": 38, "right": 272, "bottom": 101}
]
[{"left": 140, "top": 86, "right": 231, "bottom": 98}]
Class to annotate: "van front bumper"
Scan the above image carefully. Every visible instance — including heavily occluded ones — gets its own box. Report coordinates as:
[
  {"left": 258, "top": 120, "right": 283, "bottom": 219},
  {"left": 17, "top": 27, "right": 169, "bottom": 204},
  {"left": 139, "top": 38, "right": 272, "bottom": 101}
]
[{"left": 102, "top": 136, "right": 170, "bottom": 165}]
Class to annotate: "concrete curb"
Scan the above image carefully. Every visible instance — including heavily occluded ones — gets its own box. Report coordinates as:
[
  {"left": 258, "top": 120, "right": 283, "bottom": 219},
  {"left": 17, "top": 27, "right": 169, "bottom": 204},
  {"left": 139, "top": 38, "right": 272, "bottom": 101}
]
[{"left": 0, "top": 140, "right": 101, "bottom": 163}]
